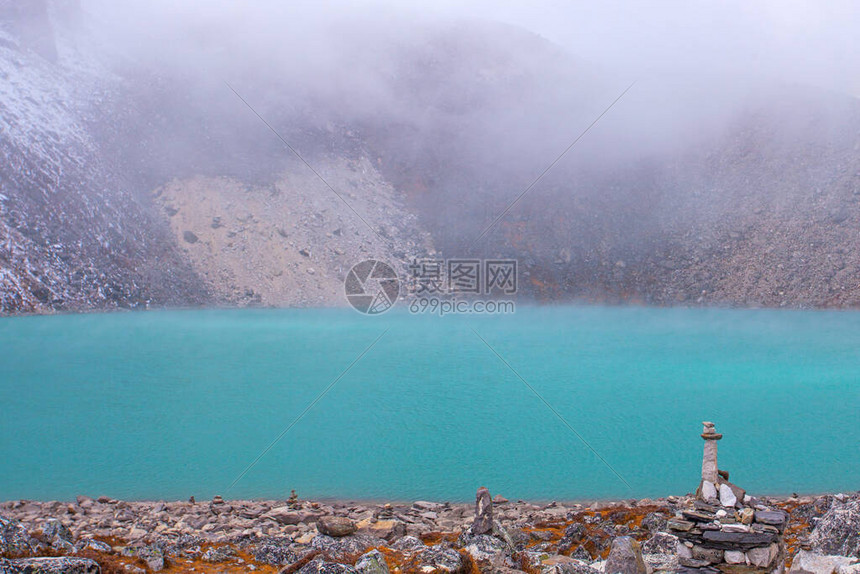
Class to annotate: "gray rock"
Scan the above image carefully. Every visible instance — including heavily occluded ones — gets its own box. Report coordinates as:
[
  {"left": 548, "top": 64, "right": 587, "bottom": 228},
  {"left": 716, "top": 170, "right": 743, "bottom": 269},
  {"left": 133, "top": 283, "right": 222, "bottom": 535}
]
[
  {"left": 719, "top": 484, "right": 737, "bottom": 507},
  {"left": 354, "top": 550, "right": 389, "bottom": 574},
  {"left": 789, "top": 550, "right": 856, "bottom": 574},
  {"left": 603, "top": 537, "right": 648, "bottom": 574},
  {"left": 412, "top": 546, "right": 466, "bottom": 573},
  {"left": 724, "top": 550, "right": 746, "bottom": 564},
  {"left": 263, "top": 506, "right": 303, "bottom": 525},
  {"left": 296, "top": 557, "right": 356, "bottom": 574},
  {"left": 810, "top": 499, "right": 860, "bottom": 557},
  {"left": 311, "top": 534, "right": 384, "bottom": 562},
  {"left": 691, "top": 545, "right": 723, "bottom": 564},
  {"left": 700, "top": 530, "right": 778, "bottom": 549},
  {"left": 459, "top": 533, "right": 508, "bottom": 562},
  {"left": 755, "top": 510, "right": 789, "bottom": 531},
  {"left": 640, "top": 512, "right": 668, "bottom": 533},
  {"left": 471, "top": 487, "right": 493, "bottom": 535},
  {"left": 558, "top": 523, "right": 587, "bottom": 553},
  {"left": 747, "top": 543, "right": 780, "bottom": 569},
  {"left": 317, "top": 517, "right": 357, "bottom": 538},
  {"left": 701, "top": 481, "right": 718, "bottom": 502},
  {"left": 73, "top": 539, "right": 112, "bottom": 554},
  {"left": 201, "top": 546, "right": 236, "bottom": 563},
  {"left": 10, "top": 558, "right": 100, "bottom": 574},
  {"left": 0, "top": 516, "right": 43, "bottom": 556},
  {"left": 42, "top": 520, "right": 73, "bottom": 545},
  {"left": 135, "top": 544, "right": 165, "bottom": 572},
  {"left": 391, "top": 536, "right": 425, "bottom": 552},
  {"left": 641, "top": 532, "right": 677, "bottom": 556},
  {"left": 252, "top": 537, "right": 298, "bottom": 565}
]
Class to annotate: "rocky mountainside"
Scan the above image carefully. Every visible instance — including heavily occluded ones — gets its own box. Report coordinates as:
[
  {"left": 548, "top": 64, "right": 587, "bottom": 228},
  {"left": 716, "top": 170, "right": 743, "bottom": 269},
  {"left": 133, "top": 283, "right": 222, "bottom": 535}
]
[
  {"left": 0, "top": 4, "right": 209, "bottom": 313},
  {"left": 2, "top": 3, "right": 860, "bottom": 314}
]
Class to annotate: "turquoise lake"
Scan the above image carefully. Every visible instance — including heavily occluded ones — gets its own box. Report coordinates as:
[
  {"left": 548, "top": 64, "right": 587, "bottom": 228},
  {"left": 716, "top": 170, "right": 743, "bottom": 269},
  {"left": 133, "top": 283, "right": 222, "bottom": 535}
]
[{"left": 0, "top": 306, "right": 857, "bottom": 502}]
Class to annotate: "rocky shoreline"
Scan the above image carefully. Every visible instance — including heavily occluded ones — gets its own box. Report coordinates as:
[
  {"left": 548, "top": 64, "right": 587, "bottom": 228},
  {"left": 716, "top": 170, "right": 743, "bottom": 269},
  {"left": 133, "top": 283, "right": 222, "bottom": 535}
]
[
  {"left": 2, "top": 490, "right": 858, "bottom": 574},
  {"left": 2, "top": 424, "right": 858, "bottom": 574}
]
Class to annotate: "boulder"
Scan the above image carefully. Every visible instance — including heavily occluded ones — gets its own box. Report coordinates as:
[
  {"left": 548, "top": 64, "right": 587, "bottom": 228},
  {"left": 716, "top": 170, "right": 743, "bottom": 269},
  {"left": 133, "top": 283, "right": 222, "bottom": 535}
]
[
  {"left": 311, "top": 534, "right": 384, "bottom": 562},
  {"left": 354, "top": 550, "right": 389, "bottom": 574},
  {"left": 0, "top": 516, "right": 43, "bottom": 556},
  {"left": 252, "top": 536, "right": 298, "bottom": 565},
  {"left": 471, "top": 487, "right": 493, "bottom": 535},
  {"left": 557, "top": 522, "right": 587, "bottom": 553},
  {"left": 810, "top": 499, "right": 860, "bottom": 557},
  {"left": 135, "top": 544, "right": 165, "bottom": 572},
  {"left": 641, "top": 532, "right": 678, "bottom": 556},
  {"left": 355, "top": 518, "right": 406, "bottom": 542},
  {"left": 296, "top": 557, "right": 357, "bottom": 574},
  {"left": 263, "top": 506, "right": 303, "bottom": 525},
  {"left": 603, "top": 537, "right": 648, "bottom": 574},
  {"left": 412, "top": 546, "right": 466, "bottom": 573},
  {"left": 317, "top": 517, "right": 357, "bottom": 538},
  {"left": 9, "top": 558, "right": 99, "bottom": 574},
  {"left": 391, "top": 536, "right": 425, "bottom": 552},
  {"left": 640, "top": 512, "right": 668, "bottom": 533},
  {"left": 459, "top": 533, "right": 508, "bottom": 562},
  {"left": 789, "top": 551, "right": 857, "bottom": 574}
]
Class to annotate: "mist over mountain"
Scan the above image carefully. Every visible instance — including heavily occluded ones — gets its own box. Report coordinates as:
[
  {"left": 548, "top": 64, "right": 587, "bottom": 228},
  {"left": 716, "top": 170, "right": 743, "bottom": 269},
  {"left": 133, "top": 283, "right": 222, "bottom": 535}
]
[{"left": 2, "top": 0, "right": 859, "bottom": 313}]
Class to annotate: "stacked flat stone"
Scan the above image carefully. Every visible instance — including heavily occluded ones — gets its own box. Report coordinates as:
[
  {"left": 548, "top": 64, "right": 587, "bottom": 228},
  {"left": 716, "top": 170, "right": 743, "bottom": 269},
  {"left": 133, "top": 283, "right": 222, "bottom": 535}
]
[{"left": 670, "top": 422, "right": 788, "bottom": 574}]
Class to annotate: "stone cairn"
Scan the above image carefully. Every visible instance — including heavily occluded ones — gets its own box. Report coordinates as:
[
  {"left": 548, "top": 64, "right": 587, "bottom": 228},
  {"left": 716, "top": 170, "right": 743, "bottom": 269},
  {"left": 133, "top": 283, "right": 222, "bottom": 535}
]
[{"left": 669, "top": 422, "right": 789, "bottom": 574}]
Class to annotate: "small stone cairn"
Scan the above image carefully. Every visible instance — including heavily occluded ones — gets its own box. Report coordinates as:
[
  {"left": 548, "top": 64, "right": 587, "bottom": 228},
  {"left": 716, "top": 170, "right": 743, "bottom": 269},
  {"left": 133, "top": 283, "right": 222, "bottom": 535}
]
[{"left": 669, "top": 422, "right": 788, "bottom": 574}]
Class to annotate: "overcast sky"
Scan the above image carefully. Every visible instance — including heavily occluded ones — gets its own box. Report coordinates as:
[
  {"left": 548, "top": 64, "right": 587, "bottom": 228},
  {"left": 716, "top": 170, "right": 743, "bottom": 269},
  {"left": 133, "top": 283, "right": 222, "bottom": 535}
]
[
  {"left": 83, "top": 0, "right": 860, "bottom": 97},
  {"left": 407, "top": 0, "right": 860, "bottom": 96}
]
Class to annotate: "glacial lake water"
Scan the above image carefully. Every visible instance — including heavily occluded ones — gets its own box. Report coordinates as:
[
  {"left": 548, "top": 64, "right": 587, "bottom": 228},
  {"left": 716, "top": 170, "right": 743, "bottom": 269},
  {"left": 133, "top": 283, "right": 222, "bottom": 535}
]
[{"left": 0, "top": 306, "right": 857, "bottom": 502}]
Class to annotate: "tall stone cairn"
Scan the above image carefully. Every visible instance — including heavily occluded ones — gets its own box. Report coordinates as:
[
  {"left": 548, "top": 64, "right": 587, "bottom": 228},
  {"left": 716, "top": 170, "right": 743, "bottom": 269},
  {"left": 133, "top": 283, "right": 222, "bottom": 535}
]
[
  {"left": 470, "top": 486, "right": 494, "bottom": 535},
  {"left": 669, "top": 422, "right": 788, "bottom": 574}
]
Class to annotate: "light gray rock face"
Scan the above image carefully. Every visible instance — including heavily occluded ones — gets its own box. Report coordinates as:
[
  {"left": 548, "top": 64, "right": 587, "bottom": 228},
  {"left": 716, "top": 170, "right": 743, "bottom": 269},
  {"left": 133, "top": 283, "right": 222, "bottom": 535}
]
[
  {"left": 810, "top": 499, "right": 860, "bottom": 557},
  {"left": 9, "top": 557, "right": 100, "bottom": 574},
  {"left": 604, "top": 537, "right": 648, "bottom": 574},
  {"left": 354, "top": 550, "right": 390, "bottom": 574},
  {"left": 719, "top": 483, "right": 738, "bottom": 507},
  {"left": 789, "top": 550, "right": 857, "bottom": 574},
  {"left": 471, "top": 487, "right": 493, "bottom": 535}
]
